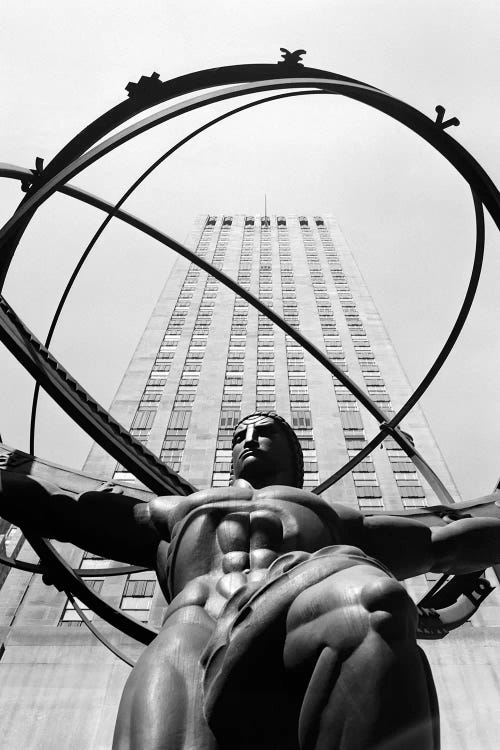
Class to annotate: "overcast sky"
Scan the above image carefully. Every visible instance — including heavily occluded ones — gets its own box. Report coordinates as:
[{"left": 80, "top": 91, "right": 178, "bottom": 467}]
[{"left": 1, "top": 0, "right": 499, "bottom": 500}]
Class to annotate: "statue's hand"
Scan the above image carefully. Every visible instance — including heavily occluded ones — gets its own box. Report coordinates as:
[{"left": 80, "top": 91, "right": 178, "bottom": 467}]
[{"left": 96, "top": 481, "right": 124, "bottom": 495}]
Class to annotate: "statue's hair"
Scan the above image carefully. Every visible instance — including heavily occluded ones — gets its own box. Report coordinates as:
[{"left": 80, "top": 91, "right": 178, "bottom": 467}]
[{"left": 230, "top": 411, "right": 304, "bottom": 488}]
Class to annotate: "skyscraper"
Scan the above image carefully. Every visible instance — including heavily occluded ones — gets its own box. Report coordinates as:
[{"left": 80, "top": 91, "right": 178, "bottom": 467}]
[
  {"left": 84, "top": 213, "right": 459, "bottom": 509},
  {"left": 0, "top": 214, "right": 499, "bottom": 749}
]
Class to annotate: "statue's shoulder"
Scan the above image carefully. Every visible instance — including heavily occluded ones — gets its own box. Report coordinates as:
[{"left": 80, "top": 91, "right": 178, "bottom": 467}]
[
  {"left": 330, "top": 502, "right": 364, "bottom": 523},
  {"left": 328, "top": 502, "right": 365, "bottom": 545},
  {"left": 150, "top": 485, "right": 252, "bottom": 530}
]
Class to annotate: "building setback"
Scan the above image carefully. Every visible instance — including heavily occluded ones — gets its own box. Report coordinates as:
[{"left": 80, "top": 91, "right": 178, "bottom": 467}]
[{"left": 0, "top": 214, "right": 499, "bottom": 748}]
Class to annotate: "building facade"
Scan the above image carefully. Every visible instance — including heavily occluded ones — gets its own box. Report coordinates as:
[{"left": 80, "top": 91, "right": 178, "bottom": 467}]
[{"left": 0, "top": 214, "right": 499, "bottom": 748}]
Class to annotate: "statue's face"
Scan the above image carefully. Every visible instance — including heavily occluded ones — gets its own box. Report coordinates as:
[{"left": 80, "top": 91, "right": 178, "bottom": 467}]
[{"left": 232, "top": 415, "right": 296, "bottom": 486}]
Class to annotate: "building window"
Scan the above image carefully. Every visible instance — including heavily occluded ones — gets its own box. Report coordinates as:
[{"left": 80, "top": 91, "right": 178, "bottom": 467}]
[
  {"left": 213, "top": 473, "right": 231, "bottom": 486},
  {"left": 59, "top": 579, "right": 103, "bottom": 626},
  {"left": 142, "top": 393, "right": 161, "bottom": 402},
  {"left": 356, "top": 486, "right": 382, "bottom": 499},
  {"left": 80, "top": 551, "right": 106, "bottom": 569},
  {"left": 387, "top": 449, "right": 407, "bottom": 459},
  {"left": 340, "top": 411, "right": 363, "bottom": 430},
  {"left": 353, "top": 474, "right": 378, "bottom": 486},
  {"left": 163, "top": 439, "right": 185, "bottom": 451},
  {"left": 124, "top": 579, "right": 156, "bottom": 597},
  {"left": 256, "top": 393, "right": 276, "bottom": 402},
  {"left": 132, "top": 410, "right": 156, "bottom": 429},
  {"left": 175, "top": 393, "right": 195, "bottom": 403},
  {"left": 390, "top": 461, "right": 415, "bottom": 473},
  {"left": 121, "top": 577, "right": 156, "bottom": 623},
  {"left": 345, "top": 438, "right": 367, "bottom": 454},
  {"left": 394, "top": 473, "right": 419, "bottom": 484},
  {"left": 222, "top": 394, "right": 242, "bottom": 404},
  {"left": 219, "top": 410, "right": 240, "bottom": 429},
  {"left": 399, "top": 486, "right": 425, "bottom": 499},
  {"left": 291, "top": 411, "right": 312, "bottom": 429},
  {"left": 338, "top": 401, "right": 359, "bottom": 412},
  {"left": 357, "top": 497, "right": 384, "bottom": 509},
  {"left": 167, "top": 410, "right": 191, "bottom": 431},
  {"left": 290, "top": 393, "right": 309, "bottom": 403},
  {"left": 214, "top": 462, "right": 232, "bottom": 472}
]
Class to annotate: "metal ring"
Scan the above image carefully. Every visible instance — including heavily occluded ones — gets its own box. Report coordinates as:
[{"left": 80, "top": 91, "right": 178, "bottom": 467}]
[{"left": 0, "top": 61, "right": 498, "bottom": 652}]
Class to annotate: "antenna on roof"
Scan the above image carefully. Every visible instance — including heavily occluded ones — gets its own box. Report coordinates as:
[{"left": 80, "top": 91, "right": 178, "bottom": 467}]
[{"left": 264, "top": 193, "right": 268, "bottom": 226}]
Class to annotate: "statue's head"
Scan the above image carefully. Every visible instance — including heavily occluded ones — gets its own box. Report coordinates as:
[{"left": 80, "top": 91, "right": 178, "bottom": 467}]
[{"left": 231, "top": 412, "right": 304, "bottom": 489}]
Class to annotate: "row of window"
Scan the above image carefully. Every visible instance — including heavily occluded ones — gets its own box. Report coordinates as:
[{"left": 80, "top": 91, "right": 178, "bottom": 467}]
[
  {"left": 303, "top": 228, "right": 386, "bottom": 508},
  {"left": 256, "top": 235, "right": 276, "bottom": 412},
  {"left": 206, "top": 215, "right": 327, "bottom": 229},
  {"left": 212, "top": 225, "right": 256, "bottom": 485},
  {"left": 214, "top": 409, "right": 240, "bottom": 485},
  {"left": 278, "top": 241, "right": 318, "bottom": 488},
  {"left": 114, "top": 233, "right": 216, "bottom": 481},
  {"left": 160, "top": 228, "right": 229, "bottom": 473},
  {"left": 319, "top": 228, "right": 426, "bottom": 509},
  {"left": 60, "top": 578, "right": 157, "bottom": 626},
  {"left": 59, "top": 550, "right": 158, "bottom": 626}
]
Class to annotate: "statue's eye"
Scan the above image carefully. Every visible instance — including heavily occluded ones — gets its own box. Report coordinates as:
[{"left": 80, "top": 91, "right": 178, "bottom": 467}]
[
  {"left": 257, "top": 426, "right": 273, "bottom": 438},
  {"left": 234, "top": 432, "right": 245, "bottom": 443}
]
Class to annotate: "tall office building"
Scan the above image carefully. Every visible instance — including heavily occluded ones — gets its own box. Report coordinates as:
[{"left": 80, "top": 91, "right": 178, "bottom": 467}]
[
  {"left": 85, "top": 213, "right": 459, "bottom": 506},
  {"left": 0, "top": 214, "right": 499, "bottom": 749}
]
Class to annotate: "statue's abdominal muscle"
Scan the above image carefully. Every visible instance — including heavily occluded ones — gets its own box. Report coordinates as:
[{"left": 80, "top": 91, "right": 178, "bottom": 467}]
[{"left": 161, "top": 489, "right": 341, "bottom": 617}]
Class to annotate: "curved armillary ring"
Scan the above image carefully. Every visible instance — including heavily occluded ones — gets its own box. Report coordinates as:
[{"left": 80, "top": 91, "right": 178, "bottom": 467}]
[{"left": 0, "top": 55, "right": 498, "bottom": 664}]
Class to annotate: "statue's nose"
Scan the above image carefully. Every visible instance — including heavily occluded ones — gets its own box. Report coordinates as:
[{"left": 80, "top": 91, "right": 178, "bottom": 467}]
[{"left": 245, "top": 425, "right": 258, "bottom": 444}]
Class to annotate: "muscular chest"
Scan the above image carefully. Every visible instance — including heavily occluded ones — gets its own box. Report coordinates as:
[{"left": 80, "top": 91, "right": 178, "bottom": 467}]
[{"left": 164, "top": 497, "right": 338, "bottom": 598}]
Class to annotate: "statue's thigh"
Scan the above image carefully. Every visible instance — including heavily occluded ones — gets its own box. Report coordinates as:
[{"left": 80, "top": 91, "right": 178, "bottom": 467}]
[
  {"left": 113, "top": 606, "right": 217, "bottom": 750},
  {"left": 284, "top": 563, "right": 416, "bottom": 674}
]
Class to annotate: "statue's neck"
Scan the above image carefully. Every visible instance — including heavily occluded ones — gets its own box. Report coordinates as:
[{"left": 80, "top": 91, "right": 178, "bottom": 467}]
[{"left": 231, "top": 474, "right": 295, "bottom": 490}]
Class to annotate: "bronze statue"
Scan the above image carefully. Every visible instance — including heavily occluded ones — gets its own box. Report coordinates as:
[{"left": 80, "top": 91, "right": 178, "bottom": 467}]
[{"left": 2, "top": 411, "right": 500, "bottom": 750}]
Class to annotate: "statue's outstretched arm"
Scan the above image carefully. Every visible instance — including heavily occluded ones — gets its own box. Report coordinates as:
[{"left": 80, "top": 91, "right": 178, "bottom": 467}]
[
  {"left": 429, "top": 516, "right": 500, "bottom": 575},
  {"left": 0, "top": 470, "right": 160, "bottom": 567},
  {"left": 360, "top": 512, "right": 500, "bottom": 579}
]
